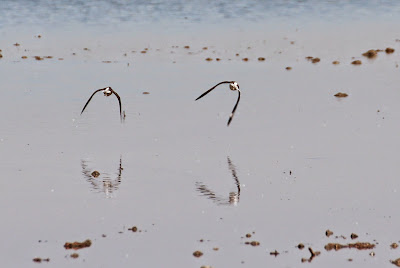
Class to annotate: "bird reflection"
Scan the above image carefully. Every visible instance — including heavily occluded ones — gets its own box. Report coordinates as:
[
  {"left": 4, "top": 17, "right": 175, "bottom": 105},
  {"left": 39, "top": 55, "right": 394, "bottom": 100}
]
[
  {"left": 196, "top": 156, "right": 241, "bottom": 206},
  {"left": 81, "top": 156, "right": 123, "bottom": 198}
]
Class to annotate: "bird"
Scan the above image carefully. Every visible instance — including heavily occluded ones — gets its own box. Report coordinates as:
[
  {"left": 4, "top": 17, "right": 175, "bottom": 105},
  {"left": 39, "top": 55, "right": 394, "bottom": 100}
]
[
  {"left": 80, "top": 87, "right": 122, "bottom": 120},
  {"left": 195, "top": 81, "right": 241, "bottom": 126}
]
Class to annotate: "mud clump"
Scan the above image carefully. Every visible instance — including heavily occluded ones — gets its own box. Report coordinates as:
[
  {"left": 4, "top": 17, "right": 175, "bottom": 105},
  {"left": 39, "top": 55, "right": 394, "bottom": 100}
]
[
  {"left": 286, "top": 66, "right": 292, "bottom": 70},
  {"left": 33, "top": 258, "right": 50, "bottom": 263},
  {"left": 258, "top": 57, "right": 265, "bottom": 61},
  {"left": 34, "top": 56, "right": 44, "bottom": 61},
  {"left": 352, "top": 60, "right": 362, "bottom": 65},
  {"left": 142, "top": 92, "right": 150, "bottom": 94},
  {"left": 193, "top": 250, "right": 203, "bottom": 257},
  {"left": 270, "top": 250, "right": 279, "bottom": 256},
  {"left": 326, "top": 230, "right": 334, "bottom": 237},
  {"left": 91, "top": 171, "right": 100, "bottom": 178},
  {"left": 128, "top": 226, "right": 138, "bottom": 232},
  {"left": 216, "top": 58, "right": 221, "bottom": 61},
  {"left": 362, "top": 49, "right": 378, "bottom": 59},
  {"left": 21, "top": 56, "right": 28, "bottom": 59},
  {"left": 305, "top": 56, "right": 320, "bottom": 63},
  {"left": 242, "top": 58, "right": 249, "bottom": 62},
  {"left": 392, "top": 258, "right": 400, "bottom": 267},
  {"left": 311, "top": 58, "right": 320, "bottom": 63},
  {"left": 251, "top": 241, "right": 260, "bottom": 246},
  {"left": 245, "top": 241, "right": 260, "bottom": 246},
  {"left": 391, "top": 243, "right": 399, "bottom": 249},
  {"left": 301, "top": 247, "right": 320, "bottom": 263},
  {"left": 386, "top": 47, "right": 395, "bottom": 54},
  {"left": 70, "top": 253, "right": 79, "bottom": 258},
  {"left": 245, "top": 233, "right": 252, "bottom": 238},
  {"left": 64, "top": 239, "right": 92, "bottom": 250},
  {"left": 325, "top": 242, "right": 375, "bottom": 251},
  {"left": 350, "top": 233, "right": 358, "bottom": 239},
  {"left": 334, "top": 92, "right": 348, "bottom": 98},
  {"left": 205, "top": 58, "right": 212, "bottom": 61},
  {"left": 332, "top": 61, "right": 340, "bottom": 65},
  {"left": 297, "top": 243, "right": 305, "bottom": 249}
]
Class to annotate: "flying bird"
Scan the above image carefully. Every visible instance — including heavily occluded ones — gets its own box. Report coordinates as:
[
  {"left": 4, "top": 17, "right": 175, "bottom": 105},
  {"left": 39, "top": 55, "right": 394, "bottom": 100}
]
[
  {"left": 80, "top": 87, "right": 122, "bottom": 120},
  {"left": 195, "top": 81, "right": 241, "bottom": 126}
]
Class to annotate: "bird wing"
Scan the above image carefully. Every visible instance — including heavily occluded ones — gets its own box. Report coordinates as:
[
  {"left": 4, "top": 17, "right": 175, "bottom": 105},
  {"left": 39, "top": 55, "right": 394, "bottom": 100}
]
[
  {"left": 112, "top": 90, "right": 123, "bottom": 120},
  {"left": 195, "top": 81, "right": 232, "bottom": 101},
  {"left": 80, "top": 88, "right": 104, "bottom": 115},
  {"left": 227, "top": 89, "right": 241, "bottom": 126}
]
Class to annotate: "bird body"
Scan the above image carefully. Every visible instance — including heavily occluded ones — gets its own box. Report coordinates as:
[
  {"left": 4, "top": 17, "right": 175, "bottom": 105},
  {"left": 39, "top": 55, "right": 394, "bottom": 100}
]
[
  {"left": 195, "top": 81, "right": 241, "bottom": 126},
  {"left": 80, "top": 87, "right": 122, "bottom": 120}
]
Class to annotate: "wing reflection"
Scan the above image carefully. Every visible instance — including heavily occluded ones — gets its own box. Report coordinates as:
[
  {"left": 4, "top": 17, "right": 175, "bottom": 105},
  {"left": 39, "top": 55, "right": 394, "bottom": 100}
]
[
  {"left": 196, "top": 156, "right": 241, "bottom": 206},
  {"left": 81, "top": 156, "right": 123, "bottom": 198}
]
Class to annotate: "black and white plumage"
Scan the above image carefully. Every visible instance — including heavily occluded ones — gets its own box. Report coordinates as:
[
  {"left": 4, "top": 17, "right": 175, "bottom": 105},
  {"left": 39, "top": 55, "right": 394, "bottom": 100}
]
[
  {"left": 80, "top": 87, "right": 122, "bottom": 120},
  {"left": 195, "top": 81, "right": 241, "bottom": 126}
]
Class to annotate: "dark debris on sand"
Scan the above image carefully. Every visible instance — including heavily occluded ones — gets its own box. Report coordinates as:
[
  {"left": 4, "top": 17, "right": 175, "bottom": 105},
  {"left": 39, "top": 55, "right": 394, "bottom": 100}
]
[
  {"left": 334, "top": 92, "right": 348, "bottom": 98},
  {"left": 392, "top": 258, "right": 400, "bottom": 267},
  {"left": 33, "top": 258, "right": 50, "bottom": 263},
  {"left": 326, "top": 230, "right": 334, "bottom": 237},
  {"left": 305, "top": 56, "right": 320, "bottom": 63},
  {"left": 193, "top": 250, "right": 203, "bottom": 257},
  {"left": 362, "top": 49, "right": 378, "bottom": 59},
  {"left": 297, "top": 243, "right": 305, "bottom": 249},
  {"left": 64, "top": 239, "right": 92, "bottom": 250},
  {"left": 325, "top": 242, "right": 375, "bottom": 251},
  {"left": 128, "top": 226, "right": 138, "bottom": 232},
  {"left": 301, "top": 247, "right": 320, "bottom": 263},
  {"left": 311, "top": 58, "right": 320, "bottom": 63},
  {"left": 244, "top": 241, "right": 260, "bottom": 246},
  {"left": 351, "top": 233, "right": 358, "bottom": 240},
  {"left": 386, "top": 47, "right": 395, "bottom": 54},
  {"left": 270, "top": 250, "right": 279, "bottom": 256}
]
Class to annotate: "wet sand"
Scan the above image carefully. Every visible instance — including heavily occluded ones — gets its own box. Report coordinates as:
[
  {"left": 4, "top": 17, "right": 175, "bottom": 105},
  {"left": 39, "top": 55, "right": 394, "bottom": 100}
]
[{"left": 1, "top": 14, "right": 400, "bottom": 267}]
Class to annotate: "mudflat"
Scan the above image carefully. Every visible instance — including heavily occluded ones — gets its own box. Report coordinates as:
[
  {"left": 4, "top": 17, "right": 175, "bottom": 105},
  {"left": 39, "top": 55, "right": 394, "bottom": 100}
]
[{"left": 1, "top": 1, "right": 400, "bottom": 267}]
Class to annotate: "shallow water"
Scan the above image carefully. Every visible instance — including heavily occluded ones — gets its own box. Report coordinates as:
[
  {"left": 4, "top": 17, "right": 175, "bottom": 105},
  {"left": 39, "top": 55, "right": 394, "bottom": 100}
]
[{"left": 2, "top": 1, "right": 400, "bottom": 267}]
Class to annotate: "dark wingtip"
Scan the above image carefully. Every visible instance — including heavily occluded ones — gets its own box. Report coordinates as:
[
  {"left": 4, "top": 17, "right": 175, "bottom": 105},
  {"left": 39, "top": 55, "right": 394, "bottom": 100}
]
[{"left": 227, "top": 116, "right": 232, "bottom": 126}]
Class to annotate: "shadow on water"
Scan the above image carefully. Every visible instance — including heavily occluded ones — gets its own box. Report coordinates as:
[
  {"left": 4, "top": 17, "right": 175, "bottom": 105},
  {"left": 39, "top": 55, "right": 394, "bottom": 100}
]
[
  {"left": 196, "top": 156, "right": 240, "bottom": 206},
  {"left": 81, "top": 156, "right": 123, "bottom": 198}
]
